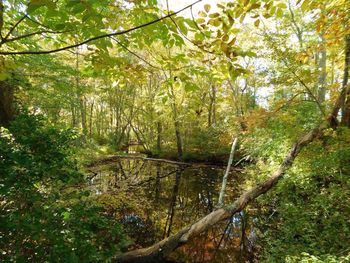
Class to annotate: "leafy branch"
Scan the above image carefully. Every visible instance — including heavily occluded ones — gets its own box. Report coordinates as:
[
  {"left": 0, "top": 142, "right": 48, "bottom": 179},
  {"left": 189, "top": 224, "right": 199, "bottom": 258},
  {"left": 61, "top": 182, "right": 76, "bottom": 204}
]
[{"left": 0, "top": 0, "right": 202, "bottom": 55}]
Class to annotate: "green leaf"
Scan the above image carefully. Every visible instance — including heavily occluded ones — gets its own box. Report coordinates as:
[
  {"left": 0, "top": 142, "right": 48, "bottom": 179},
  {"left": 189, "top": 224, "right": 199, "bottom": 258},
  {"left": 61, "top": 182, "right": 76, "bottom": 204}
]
[
  {"left": 62, "top": 211, "right": 71, "bottom": 220},
  {"left": 196, "top": 18, "right": 206, "bottom": 24},
  {"left": 72, "top": 3, "right": 86, "bottom": 14},
  {"left": 0, "top": 72, "right": 9, "bottom": 81},
  {"left": 208, "top": 18, "right": 221, "bottom": 27},
  {"left": 245, "top": 51, "right": 257, "bottom": 57},
  {"left": 209, "top": 13, "right": 220, "bottom": 18},
  {"left": 276, "top": 8, "right": 284, "bottom": 18},
  {"left": 185, "top": 19, "right": 197, "bottom": 29},
  {"left": 27, "top": 0, "right": 48, "bottom": 13},
  {"left": 162, "top": 96, "right": 168, "bottom": 103},
  {"left": 194, "top": 33, "right": 205, "bottom": 41},
  {"left": 184, "top": 82, "right": 199, "bottom": 92},
  {"left": 177, "top": 20, "right": 188, "bottom": 35},
  {"left": 301, "top": 0, "right": 310, "bottom": 11},
  {"left": 54, "top": 23, "right": 66, "bottom": 31}
]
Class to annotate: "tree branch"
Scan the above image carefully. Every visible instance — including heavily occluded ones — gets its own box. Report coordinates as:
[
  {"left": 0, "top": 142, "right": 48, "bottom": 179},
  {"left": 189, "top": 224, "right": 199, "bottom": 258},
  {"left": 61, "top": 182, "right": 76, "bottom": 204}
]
[
  {"left": 3, "top": 14, "right": 27, "bottom": 41},
  {"left": 166, "top": 10, "right": 218, "bottom": 55},
  {"left": 0, "top": 0, "right": 202, "bottom": 55},
  {"left": 2, "top": 30, "right": 64, "bottom": 44},
  {"left": 283, "top": 60, "right": 326, "bottom": 116},
  {"left": 288, "top": 0, "right": 303, "bottom": 48},
  {"left": 109, "top": 36, "right": 161, "bottom": 70}
]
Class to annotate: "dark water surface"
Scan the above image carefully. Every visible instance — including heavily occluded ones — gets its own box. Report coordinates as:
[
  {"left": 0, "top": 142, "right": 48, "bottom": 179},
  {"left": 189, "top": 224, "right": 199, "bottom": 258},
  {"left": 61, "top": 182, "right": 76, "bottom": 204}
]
[{"left": 88, "top": 157, "right": 253, "bottom": 262}]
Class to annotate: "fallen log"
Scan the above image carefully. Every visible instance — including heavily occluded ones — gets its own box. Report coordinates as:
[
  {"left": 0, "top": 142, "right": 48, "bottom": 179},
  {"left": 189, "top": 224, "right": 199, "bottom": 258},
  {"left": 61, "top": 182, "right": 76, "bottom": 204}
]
[
  {"left": 88, "top": 154, "right": 243, "bottom": 170},
  {"left": 113, "top": 35, "right": 350, "bottom": 263},
  {"left": 114, "top": 127, "right": 321, "bottom": 263}
]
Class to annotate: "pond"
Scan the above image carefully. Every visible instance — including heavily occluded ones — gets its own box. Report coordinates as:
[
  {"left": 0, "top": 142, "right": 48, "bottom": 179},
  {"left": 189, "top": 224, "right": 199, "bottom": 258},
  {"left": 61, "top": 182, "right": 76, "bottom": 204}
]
[{"left": 88, "top": 156, "right": 255, "bottom": 262}]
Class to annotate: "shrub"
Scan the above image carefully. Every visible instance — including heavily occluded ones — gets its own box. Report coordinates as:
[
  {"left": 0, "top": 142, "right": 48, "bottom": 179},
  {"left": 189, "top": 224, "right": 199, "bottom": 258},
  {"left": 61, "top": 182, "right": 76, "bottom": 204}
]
[{"left": 0, "top": 113, "right": 127, "bottom": 262}]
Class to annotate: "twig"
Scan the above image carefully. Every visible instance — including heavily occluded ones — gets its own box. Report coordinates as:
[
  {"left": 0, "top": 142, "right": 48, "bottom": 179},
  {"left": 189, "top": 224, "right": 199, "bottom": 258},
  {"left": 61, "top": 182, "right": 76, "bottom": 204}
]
[{"left": 109, "top": 36, "right": 161, "bottom": 70}]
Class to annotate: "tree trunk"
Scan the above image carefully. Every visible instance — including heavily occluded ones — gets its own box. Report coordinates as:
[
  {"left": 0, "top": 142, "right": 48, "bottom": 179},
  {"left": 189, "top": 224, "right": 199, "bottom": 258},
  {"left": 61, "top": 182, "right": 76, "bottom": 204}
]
[
  {"left": 89, "top": 100, "right": 94, "bottom": 138},
  {"left": 168, "top": 84, "right": 183, "bottom": 159},
  {"left": 340, "top": 35, "right": 350, "bottom": 126},
  {"left": 80, "top": 96, "right": 87, "bottom": 134},
  {"left": 0, "top": 80, "right": 15, "bottom": 127},
  {"left": 317, "top": 34, "right": 327, "bottom": 103},
  {"left": 156, "top": 121, "right": 162, "bottom": 153},
  {"left": 174, "top": 119, "right": 183, "bottom": 158},
  {"left": 218, "top": 138, "right": 238, "bottom": 207},
  {"left": 208, "top": 84, "right": 216, "bottom": 127}
]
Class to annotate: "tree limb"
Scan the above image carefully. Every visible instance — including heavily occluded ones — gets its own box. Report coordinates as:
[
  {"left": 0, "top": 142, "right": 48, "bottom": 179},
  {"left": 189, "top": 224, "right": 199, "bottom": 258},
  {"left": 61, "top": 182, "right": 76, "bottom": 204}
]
[
  {"left": 109, "top": 36, "right": 161, "bottom": 70},
  {"left": 2, "top": 30, "right": 64, "bottom": 44},
  {"left": 2, "top": 14, "right": 27, "bottom": 41},
  {"left": 0, "top": 0, "right": 202, "bottom": 55}
]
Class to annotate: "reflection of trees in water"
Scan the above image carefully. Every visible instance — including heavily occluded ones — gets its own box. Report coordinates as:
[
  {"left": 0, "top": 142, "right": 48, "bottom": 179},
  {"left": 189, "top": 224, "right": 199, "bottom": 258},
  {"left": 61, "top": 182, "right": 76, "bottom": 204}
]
[
  {"left": 89, "top": 158, "right": 254, "bottom": 262},
  {"left": 163, "top": 170, "right": 181, "bottom": 238}
]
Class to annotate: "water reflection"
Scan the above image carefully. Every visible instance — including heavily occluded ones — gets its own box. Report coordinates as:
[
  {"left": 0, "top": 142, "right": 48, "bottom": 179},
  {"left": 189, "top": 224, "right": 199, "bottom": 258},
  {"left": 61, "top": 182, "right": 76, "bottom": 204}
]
[{"left": 88, "top": 157, "right": 254, "bottom": 262}]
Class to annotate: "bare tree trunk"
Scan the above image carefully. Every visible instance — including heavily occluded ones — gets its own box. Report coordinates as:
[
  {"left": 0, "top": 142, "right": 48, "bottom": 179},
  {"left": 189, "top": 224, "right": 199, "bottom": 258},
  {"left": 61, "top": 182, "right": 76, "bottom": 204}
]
[
  {"left": 157, "top": 121, "right": 162, "bottom": 153},
  {"left": 208, "top": 84, "right": 216, "bottom": 127},
  {"left": 71, "top": 103, "right": 78, "bottom": 127},
  {"left": 80, "top": 96, "right": 87, "bottom": 134},
  {"left": 212, "top": 85, "right": 216, "bottom": 125},
  {"left": 340, "top": 35, "right": 350, "bottom": 126},
  {"left": 317, "top": 34, "right": 327, "bottom": 103},
  {"left": 218, "top": 138, "right": 238, "bottom": 207},
  {"left": 174, "top": 119, "right": 183, "bottom": 158},
  {"left": 89, "top": 100, "right": 94, "bottom": 138}
]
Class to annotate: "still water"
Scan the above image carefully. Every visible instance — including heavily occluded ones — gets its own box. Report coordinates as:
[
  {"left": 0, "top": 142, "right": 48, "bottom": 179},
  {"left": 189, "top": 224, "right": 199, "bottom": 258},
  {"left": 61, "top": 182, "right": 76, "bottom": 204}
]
[{"left": 88, "top": 156, "right": 254, "bottom": 262}]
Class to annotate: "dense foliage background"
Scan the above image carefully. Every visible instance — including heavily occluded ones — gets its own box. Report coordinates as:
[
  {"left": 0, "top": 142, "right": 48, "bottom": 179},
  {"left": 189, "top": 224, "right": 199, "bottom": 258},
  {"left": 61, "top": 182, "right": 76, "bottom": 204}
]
[{"left": 0, "top": 0, "right": 350, "bottom": 262}]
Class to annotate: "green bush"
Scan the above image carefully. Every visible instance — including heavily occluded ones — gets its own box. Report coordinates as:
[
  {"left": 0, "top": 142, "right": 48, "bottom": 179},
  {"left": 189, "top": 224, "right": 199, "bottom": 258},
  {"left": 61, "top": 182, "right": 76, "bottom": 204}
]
[
  {"left": 244, "top": 117, "right": 350, "bottom": 262},
  {"left": 0, "top": 113, "right": 127, "bottom": 262}
]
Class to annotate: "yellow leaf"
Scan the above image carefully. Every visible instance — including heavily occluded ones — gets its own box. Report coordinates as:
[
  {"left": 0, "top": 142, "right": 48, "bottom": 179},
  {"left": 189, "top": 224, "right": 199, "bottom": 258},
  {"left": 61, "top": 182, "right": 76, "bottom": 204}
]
[
  {"left": 198, "top": 11, "right": 207, "bottom": 17},
  {"left": 204, "top": 4, "right": 211, "bottom": 13}
]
